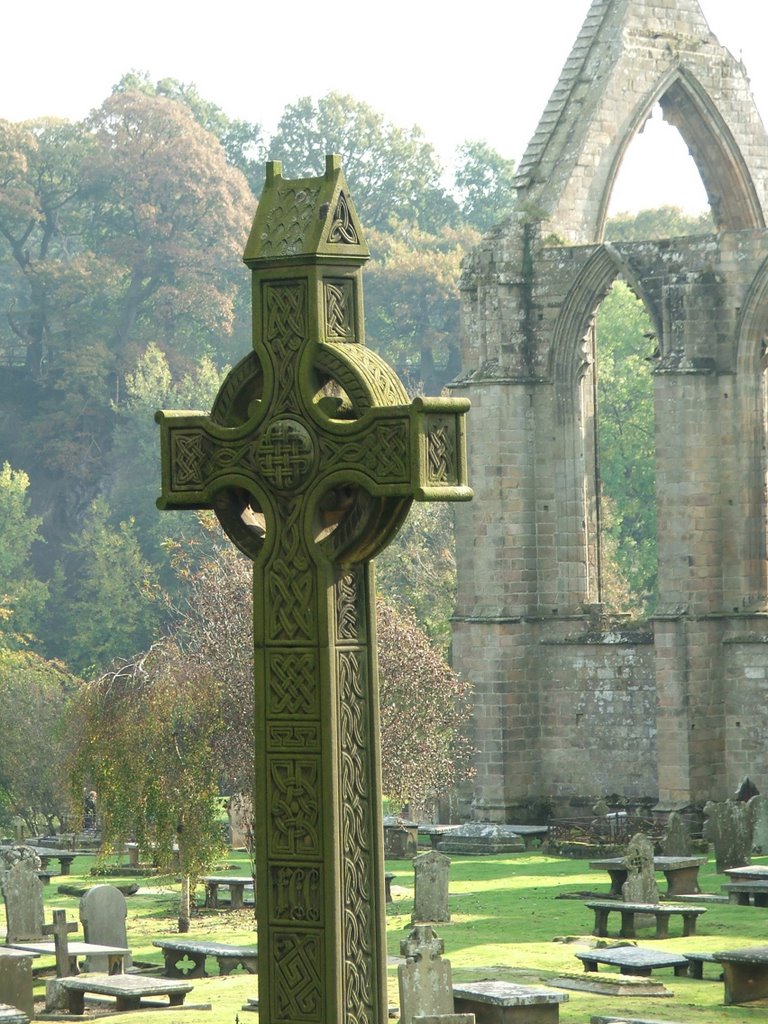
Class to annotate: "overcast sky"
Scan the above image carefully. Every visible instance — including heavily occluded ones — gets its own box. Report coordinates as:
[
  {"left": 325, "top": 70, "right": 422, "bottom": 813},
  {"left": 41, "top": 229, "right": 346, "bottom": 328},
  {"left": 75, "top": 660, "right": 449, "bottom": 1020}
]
[{"left": 4, "top": 0, "right": 768, "bottom": 214}]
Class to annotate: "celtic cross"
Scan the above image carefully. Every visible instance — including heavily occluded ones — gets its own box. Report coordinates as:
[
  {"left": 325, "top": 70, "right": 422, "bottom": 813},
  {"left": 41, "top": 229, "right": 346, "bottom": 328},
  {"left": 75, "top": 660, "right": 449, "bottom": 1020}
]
[{"left": 156, "top": 155, "right": 471, "bottom": 1024}]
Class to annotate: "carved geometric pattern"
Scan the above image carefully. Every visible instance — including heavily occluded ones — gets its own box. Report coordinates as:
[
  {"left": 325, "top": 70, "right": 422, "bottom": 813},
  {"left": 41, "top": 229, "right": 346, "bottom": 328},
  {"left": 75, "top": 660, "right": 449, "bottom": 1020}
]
[
  {"left": 271, "top": 866, "right": 322, "bottom": 924},
  {"left": 210, "top": 351, "right": 262, "bottom": 427},
  {"left": 268, "top": 723, "right": 321, "bottom": 750},
  {"left": 268, "top": 651, "right": 319, "bottom": 716},
  {"left": 319, "top": 421, "right": 410, "bottom": 481},
  {"left": 269, "top": 757, "right": 321, "bottom": 857},
  {"left": 260, "top": 184, "right": 323, "bottom": 258},
  {"left": 269, "top": 500, "right": 315, "bottom": 642},
  {"left": 171, "top": 431, "right": 207, "bottom": 488},
  {"left": 426, "top": 416, "right": 458, "bottom": 485},
  {"left": 347, "top": 346, "right": 409, "bottom": 407},
  {"left": 272, "top": 931, "right": 323, "bottom": 1021},
  {"left": 265, "top": 282, "right": 308, "bottom": 414},
  {"left": 328, "top": 192, "right": 359, "bottom": 245},
  {"left": 324, "top": 280, "right": 356, "bottom": 341},
  {"left": 258, "top": 419, "right": 316, "bottom": 490},
  {"left": 339, "top": 649, "right": 375, "bottom": 1024},
  {"left": 336, "top": 570, "right": 362, "bottom": 643}
]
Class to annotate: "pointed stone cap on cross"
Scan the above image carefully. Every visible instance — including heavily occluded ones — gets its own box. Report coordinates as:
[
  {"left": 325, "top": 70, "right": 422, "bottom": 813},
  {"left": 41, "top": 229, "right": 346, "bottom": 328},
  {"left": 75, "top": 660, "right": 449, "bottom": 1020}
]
[{"left": 244, "top": 153, "right": 370, "bottom": 263}]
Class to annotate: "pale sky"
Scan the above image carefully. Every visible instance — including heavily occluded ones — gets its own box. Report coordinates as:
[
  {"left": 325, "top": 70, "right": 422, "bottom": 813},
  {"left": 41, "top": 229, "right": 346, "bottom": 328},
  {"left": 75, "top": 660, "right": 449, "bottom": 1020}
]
[{"left": 3, "top": 0, "right": 768, "bottom": 215}]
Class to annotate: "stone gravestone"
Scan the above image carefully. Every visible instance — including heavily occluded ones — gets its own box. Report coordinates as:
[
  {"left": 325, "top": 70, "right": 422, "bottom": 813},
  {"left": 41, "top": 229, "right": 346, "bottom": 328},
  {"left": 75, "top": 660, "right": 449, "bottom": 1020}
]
[
  {"left": 413, "top": 851, "right": 451, "bottom": 924},
  {"left": 662, "top": 812, "right": 691, "bottom": 857},
  {"left": 703, "top": 799, "right": 753, "bottom": 872},
  {"left": 750, "top": 794, "right": 768, "bottom": 855},
  {"left": 0, "top": 846, "right": 45, "bottom": 942},
  {"left": 0, "top": 952, "right": 34, "bottom": 1019},
  {"left": 156, "top": 156, "right": 471, "bottom": 1024},
  {"left": 79, "top": 884, "right": 132, "bottom": 972},
  {"left": 398, "top": 926, "right": 472, "bottom": 1024},
  {"left": 621, "top": 833, "right": 659, "bottom": 904}
]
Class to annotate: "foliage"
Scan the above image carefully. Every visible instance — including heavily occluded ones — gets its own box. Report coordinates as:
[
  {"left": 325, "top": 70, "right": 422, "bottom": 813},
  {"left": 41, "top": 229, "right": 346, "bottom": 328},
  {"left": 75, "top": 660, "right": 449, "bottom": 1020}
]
[
  {"left": 0, "top": 647, "right": 78, "bottom": 833},
  {"left": 605, "top": 204, "right": 713, "bottom": 240},
  {"left": 0, "top": 462, "right": 48, "bottom": 645},
  {"left": 375, "top": 502, "right": 457, "bottom": 656},
  {"left": 365, "top": 223, "right": 478, "bottom": 393},
  {"left": 596, "top": 280, "right": 657, "bottom": 614},
  {"left": 70, "top": 644, "right": 227, "bottom": 930},
  {"left": 376, "top": 600, "right": 474, "bottom": 814},
  {"left": 453, "top": 140, "right": 517, "bottom": 232},
  {"left": 44, "top": 498, "right": 159, "bottom": 675},
  {"left": 268, "top": 92, "right": 457, "bottom": 231}
]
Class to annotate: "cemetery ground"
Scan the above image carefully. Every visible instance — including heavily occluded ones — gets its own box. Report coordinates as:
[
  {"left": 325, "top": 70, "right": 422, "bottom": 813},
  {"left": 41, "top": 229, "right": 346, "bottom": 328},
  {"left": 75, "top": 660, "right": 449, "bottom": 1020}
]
[{"left": 4, "top": 849, "right": 767, "bottom": 1022}]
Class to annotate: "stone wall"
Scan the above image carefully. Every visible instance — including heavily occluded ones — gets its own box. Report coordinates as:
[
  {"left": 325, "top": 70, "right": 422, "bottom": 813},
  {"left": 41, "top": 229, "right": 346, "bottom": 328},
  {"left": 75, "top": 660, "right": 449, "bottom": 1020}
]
[{"left": 453, "top": 0, "right": 768, "bottom": 821}]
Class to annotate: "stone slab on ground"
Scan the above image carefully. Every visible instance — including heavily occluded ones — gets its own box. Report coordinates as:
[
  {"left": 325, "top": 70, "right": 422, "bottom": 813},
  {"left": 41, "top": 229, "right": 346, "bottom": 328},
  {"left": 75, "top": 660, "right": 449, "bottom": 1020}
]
[
  {"left": 0, "top": 1006, "right": 27, "bottom": 1024},
  {"left": 438, "top": 825, "right": 525, "bottom": 855},
  {"left": 591, "top": 1017, "right": 685, "bottom": 1024},
  {"left": 549, "top": 973, "right": 673, "bottom": 997}
]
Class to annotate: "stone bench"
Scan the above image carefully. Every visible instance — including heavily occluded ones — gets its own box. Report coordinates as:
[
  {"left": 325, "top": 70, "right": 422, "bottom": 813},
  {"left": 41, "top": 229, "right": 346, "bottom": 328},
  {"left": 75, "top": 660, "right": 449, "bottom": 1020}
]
[
  {"left": 576, "top": 946, "right": 690, "bottom": 977},
  {"left": 154, "top": 938, "right": 258, "bottom": 978},
  {"left": 453, "top": 980, "right": 568, "bottom": 1023},
  {"left": 50, "top": 973, "right": 193, "bottom": 1013},
  {"left": 200, "top": 874, "right": 254, "bottom": 909},
  {"left": 683, "top": 951, "right": 720, "bottom": 979},
  {"left": 712, "top": 944, "right": 768, "bottom": 1004},
  {"left": 722, "top": 881, "right": 768, "bottom": 906},
  {"left": 585, "top": 901, "right": 706, "bottom": 939}
]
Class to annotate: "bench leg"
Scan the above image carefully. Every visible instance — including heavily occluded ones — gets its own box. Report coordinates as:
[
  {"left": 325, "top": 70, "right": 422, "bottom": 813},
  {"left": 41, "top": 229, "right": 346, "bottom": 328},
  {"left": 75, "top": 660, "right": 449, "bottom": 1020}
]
[
  {"left": 230, "top": 884, "right": 245, "bottom": 910},
  {"left": 619, "top": 910, "right": 636, "bottom": 939},
  {"left": 66, "top": 990, "right": 85, "bottom": 1015},
  {"left": 681, "top": 914, "right": 697, "bottom": 937},
  {"left": 163, "top": 950, "right": 207, "bottom": 978},
  {"left": 721, "top": 962, "right": 768, "bottom": 1005},
  {"left": 581, "top": 957, "right": 598, "bottom": 972},
  {"left": 688, "top": 960, "right": 704, "bottom": 980},
  {"left": 169, "top": 992, "right": 188, "bottom": 1006},
  {"left": 592, "top": 909, "right": 610, "bottom": 937},
  {"left": 674, "top": 964, "right": 689, "bottom": 977},
  {"left": 654, "top": 915, "right": 670, "bottom": 939},
  {"left": 205, "top": 882, "right": 219, "bottom": 908},
  {"left": 622, "top": 966, "right": 651, "bottom": 977},
  {"left": 116, "top": 995, "right": 141, "bottom": 1011}
]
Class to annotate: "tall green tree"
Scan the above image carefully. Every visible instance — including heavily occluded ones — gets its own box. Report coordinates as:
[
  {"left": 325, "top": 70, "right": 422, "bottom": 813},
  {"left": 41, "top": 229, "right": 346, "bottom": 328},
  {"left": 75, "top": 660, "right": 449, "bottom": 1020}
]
[
  {"left": 0, "top": 462, "right": 48, "bottom": 646},
  {"left": 45, "top": 498, "right": 158, "bottom": 675},
  {"left": 268, "top": 92, "right": 457, "bottom": 230},
  {"left": 454, "top": 140, "right": 517, "bottom": 233},
  {"left": 596, "top": 279, "right": 657, "bottom": 614}
]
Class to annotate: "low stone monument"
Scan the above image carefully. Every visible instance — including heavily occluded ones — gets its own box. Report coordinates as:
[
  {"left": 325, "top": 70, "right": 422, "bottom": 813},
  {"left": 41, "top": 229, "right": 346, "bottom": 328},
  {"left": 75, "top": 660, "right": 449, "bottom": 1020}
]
[
  {"left": 80, "top": 884, "right": 132, "bottom": 971},
  {"left": 0, "top": 952, "right": 34, "bottom": 1019},
  {"left": 413, "top": 851, "right": 451, "bottom": 924},
  {"left": 437, "top": 824, "right": 524, "bottom": 856},
  {"left": 621, "top": 833, "right": 659, "bottom": 903},
  {"left": 751, "top": 794, "right": 768, "bottom": 855},
  {"left": 0, "top": 846, "right": 45, "bottom": 942},
  {"left": 703, "top": 799, "right": 753, "bottom": 871},
  {"left": 398, "top": 926, "right": 471, "bottom": 1024}
]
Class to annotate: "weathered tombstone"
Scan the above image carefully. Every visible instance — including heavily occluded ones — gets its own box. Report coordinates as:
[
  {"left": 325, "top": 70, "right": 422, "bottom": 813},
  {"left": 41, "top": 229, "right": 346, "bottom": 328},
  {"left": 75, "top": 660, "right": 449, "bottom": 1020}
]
[
  {"left": 662, "top": 811, "right": 692, "bottom": 857},
  {"left": 621, "top": 833, "right": 658, "bottom": 904},
  {"left": 0, "top": 847, "right": 44, "bottom": 943},
  {"left": 398, "top": 926, "right": 460, "bottom": 1024},
  {"left": 79, "top": 884, "right": 132, "bottom": 971},
  {"left": 750, "top": 794, "right": 768, "bottom": 855},
  {"left": 703, "top": 799, "right": 753, "bottom": 871},
  {"left": 156, "top": 156, "right": 471, "bottom": 1024},
  {"left": 0, "top": 952, "right": 34, "bottom": 1019},
  {"left": 413, "top": 851, "right": 451, "bottom": 924}
]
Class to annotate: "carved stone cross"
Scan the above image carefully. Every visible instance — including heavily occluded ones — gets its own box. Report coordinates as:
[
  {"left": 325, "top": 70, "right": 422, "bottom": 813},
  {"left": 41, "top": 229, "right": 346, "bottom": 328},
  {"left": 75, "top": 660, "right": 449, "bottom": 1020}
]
[
  {"left": 43, "top": 909, "right": 78, "bottom": 977},
  {"left": 156, "top": 155, "right": 471, "bottom": 1024}
]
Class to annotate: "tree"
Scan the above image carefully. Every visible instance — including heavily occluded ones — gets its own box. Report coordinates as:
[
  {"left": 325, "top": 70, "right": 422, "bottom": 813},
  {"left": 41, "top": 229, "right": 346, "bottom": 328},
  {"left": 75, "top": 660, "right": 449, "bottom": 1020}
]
[
  {"left": 364, "top": 223, "right": 478, "bottom": 393},
  {"left": 70, "top": 647, "right": 226, "bottom": 931},
  {"left": 268, "top": 92, "right": 457, "bottom": 230},
  {"left": 596, "top": 279, "right": 657, "bottom": 614},
  {"left": 0, "top": 647, "right": 78, "bottom": 833},
  {"left": 605, "top": 205, "right": 712, "bottom": 241},
  {"left": 0, "top": 462, "right": 48, "bottom": 646},
  {"left": 44, "top": 498, "right": 159, "bottom": 675},
  {"left": 376, "top": 601, "right": 474, "bottom": 815},
  {"left": 454, "top": 140, "right": 517, "bottom": 233}
]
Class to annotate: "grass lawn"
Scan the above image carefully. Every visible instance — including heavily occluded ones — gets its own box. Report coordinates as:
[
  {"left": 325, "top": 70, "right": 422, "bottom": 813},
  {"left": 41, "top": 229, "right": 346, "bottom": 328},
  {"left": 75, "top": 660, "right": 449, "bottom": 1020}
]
[{"left": 5, "top": 848, "right": 768, "bottom": 1022}]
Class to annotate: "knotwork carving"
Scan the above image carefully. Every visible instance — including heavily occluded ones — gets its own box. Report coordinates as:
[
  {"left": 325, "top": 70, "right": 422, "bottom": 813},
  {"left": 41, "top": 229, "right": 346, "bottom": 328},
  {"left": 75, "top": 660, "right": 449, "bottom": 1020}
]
[
  {"left": 268, "top": 651, "right": 319, "bottom": 717},
  {"left": 324, "top": 280, "right": 356, "bottom": 341},
  {"left": 336, "top": 570, "right": 362, "bottom": 643},
  {"left": 329, "top": 192, "right": 359, "bottom": 245},
  {"left": 339, "top": 649, "right": 375, "bottom": 1024},
  {"left": 170, "top": 432, "right": 208, "bottom": 488},
  {"left": 268, "top": 500, "right": 314, "bottom": 642},
  {"left": 265, "top": 282, "right": 308, "bottom": 414},
  {"left": 426, "top": 416, "right": 458, "bottom": 485},
  {"left": 269, "top": 758, "right": 320, "bottom": 857}
]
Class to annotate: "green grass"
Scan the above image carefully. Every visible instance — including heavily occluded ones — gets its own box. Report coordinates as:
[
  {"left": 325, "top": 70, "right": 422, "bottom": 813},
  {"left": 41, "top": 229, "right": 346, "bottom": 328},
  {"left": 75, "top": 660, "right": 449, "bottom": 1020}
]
[{"left": 7, "top": 849, "right": 768, "bottom": 1022}]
